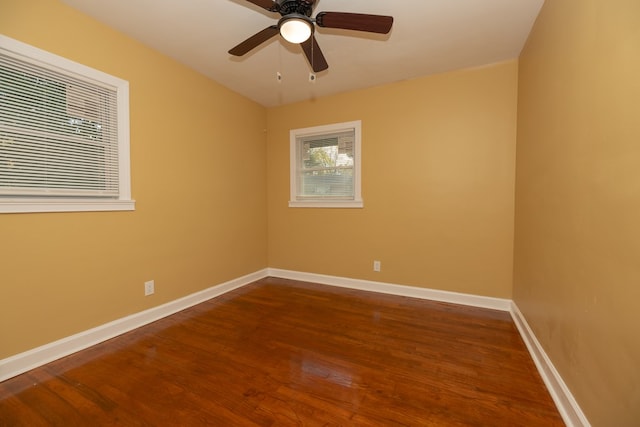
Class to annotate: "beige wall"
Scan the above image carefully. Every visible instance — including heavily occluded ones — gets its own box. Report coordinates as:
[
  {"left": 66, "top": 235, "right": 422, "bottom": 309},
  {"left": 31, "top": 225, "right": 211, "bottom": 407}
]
[
  {"left": 267, "top": 61, "right": 518, "bottom": 298},
  {"left": 0, "top": 0, "right": 268, "bottom": 358},
  {"left": 9, "top": 2, "right": 635, "bottom": 424},
  {"left": 514, "top": 0, "right": 640, "bottom": 425}
]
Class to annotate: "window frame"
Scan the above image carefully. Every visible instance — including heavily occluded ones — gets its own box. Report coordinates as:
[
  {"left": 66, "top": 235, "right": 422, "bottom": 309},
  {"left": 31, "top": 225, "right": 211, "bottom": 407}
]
[
  {"left": 289, "top": 120, "right": 363, "bottom": 209},
  {"left": 0, "top": 35, "right": 134, "bottom": 214}
]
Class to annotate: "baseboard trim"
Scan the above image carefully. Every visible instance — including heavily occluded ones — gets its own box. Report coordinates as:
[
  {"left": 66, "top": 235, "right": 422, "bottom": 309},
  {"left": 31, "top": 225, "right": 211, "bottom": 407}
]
[
  {"left": 510, "top": 302, "right": 591, "bottom": 427},
  {"left": 0, "top": 268, "right": 590, "bottom": 427},
  {"left": 0, "top": 269, "right": 268, "bottom": 383},
  {"left": 0, "top": 269, "right": 510, "bottom": 383},
  {"left": 267, "top": 268, "right": 511, "bottom": 311}
]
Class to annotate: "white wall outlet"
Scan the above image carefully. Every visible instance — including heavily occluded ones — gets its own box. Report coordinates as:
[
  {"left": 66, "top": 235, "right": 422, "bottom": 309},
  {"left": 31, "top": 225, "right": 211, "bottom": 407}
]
[
  {"left": 373, "top": 260, "right": 381, "bottom": 272},
  {"left": 144, "top": 280, "right": 155, "bottom": 296}
]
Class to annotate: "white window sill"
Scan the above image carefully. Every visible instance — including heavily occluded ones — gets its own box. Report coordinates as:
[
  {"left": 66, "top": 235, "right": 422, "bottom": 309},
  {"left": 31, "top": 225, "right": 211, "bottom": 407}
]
[
  {"left": 0, "top": 199, "right": 136, "bottom": 214},
  {"left": 288, "top": 200, "right": 364, "bottom": 209}
]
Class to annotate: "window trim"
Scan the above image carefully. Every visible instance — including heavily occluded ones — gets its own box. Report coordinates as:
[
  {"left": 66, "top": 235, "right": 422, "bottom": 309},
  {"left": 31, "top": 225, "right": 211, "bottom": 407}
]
[
  {"left": 289, "top": 120, "right": 363, "bottom": 209},
  {"left": 0, "top": 34, "right": 134, "bottom": 214}
]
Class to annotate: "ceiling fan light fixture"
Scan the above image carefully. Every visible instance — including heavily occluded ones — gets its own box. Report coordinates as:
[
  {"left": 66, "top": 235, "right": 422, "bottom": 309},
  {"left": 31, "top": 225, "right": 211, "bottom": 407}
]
[
  {"left": 229, "top": 2, "right": 394, "bottom": 72},
  {"left": 279, "top": 15, "right": 313, "bottom": 43}
]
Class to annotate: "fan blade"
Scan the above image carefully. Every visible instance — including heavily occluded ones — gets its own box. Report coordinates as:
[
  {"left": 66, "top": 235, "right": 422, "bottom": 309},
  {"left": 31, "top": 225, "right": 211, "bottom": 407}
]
[
  {"left": 315, "top": 12, "right": 393, "bottom": 34},
  {"left": 245, "top": 0, "right": 278, "bottom": 11},
  {"left": 300, "top": 36, "right": 328, "bottom": 72},
  {"left": 229, "top": 25, "right": 280, "bottom": 56}
]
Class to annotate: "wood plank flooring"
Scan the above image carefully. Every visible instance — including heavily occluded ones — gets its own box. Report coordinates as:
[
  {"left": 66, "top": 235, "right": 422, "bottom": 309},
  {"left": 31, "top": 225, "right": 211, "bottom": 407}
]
[{"left": 0, "top": 277, "right": 564, "bottom": 426}]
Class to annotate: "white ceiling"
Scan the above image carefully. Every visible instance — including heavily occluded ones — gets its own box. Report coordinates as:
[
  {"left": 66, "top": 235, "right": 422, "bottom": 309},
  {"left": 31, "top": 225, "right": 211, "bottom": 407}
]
[{"left": 61, "top": 0, "right": 544, "bottom": 107}]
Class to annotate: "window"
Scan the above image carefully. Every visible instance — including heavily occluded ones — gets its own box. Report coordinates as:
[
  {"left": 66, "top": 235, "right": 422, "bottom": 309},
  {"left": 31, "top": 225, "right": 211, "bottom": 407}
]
[
  {"left": 290, "top": 120, "right": 362, "bottom": 208},
  {"left": 0, "top": 35, "right": 133, "bottom": 213}
]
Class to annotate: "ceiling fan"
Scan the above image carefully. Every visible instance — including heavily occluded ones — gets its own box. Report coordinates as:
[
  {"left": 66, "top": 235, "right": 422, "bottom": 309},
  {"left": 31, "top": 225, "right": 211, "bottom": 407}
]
[{"left": 229, "top": 0, "right": 394, "bottom": 72}]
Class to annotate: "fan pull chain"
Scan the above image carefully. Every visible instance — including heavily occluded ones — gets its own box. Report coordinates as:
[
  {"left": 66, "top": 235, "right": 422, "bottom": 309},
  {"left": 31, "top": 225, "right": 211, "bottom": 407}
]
[{"left": 309, "top": 32, "right": 317, "bottom": 82}]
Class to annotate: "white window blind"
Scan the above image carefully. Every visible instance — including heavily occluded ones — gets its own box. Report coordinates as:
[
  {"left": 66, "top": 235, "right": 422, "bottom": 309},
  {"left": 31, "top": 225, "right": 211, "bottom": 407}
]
[
  {"left": 290, "top": 120, "right": 362, "bottom": 208},
  {"left": 298, "top": 131, "right": 355, "bottom": 199},
  {"left": 0, "top": 35, "right": 133, "bottom": 213},
  {"left": 0, "top": 54, "right": 119, "bottom": 197}
]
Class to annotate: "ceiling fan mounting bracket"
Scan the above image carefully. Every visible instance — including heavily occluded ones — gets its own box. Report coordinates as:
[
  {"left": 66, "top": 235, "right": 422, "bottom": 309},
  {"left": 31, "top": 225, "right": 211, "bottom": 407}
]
[{"left": 276, "top": 0, "right": 314, "bottom": 17}]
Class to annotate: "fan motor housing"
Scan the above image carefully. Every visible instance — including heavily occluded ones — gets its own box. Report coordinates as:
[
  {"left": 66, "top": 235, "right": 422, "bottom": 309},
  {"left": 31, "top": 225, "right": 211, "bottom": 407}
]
[{"left": 277, "top": 0, "right": 313, "bottom": 17}]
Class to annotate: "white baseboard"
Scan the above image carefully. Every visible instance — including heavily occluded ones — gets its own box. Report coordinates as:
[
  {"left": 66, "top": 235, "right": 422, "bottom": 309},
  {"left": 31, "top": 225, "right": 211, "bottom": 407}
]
[
  {"left": 0, "top": 267, "right": 590, "bottom": 427},
  {"left": 0, "top": 269, "right": 268, "bottom": 383},
  {"left": 0, "top": 269, "right": 509, "bottom": 383},
  {"left": 267, "top": 268, "right": 512, "bottom": 311},
  {"left": 510, "top": 302, "right": 591, "bottom": 427}
]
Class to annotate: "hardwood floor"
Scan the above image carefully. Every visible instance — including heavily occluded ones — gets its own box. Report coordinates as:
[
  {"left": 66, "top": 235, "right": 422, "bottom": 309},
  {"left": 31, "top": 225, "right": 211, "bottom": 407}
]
[{"left": 0, "top": 277, "right": 564, "bottom": 426}]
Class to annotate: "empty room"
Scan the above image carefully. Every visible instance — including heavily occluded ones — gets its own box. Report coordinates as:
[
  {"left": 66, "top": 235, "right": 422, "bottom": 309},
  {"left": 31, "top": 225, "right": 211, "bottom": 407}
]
[{"left": 0, "top": 0, "right": 638, "bottom": 425}]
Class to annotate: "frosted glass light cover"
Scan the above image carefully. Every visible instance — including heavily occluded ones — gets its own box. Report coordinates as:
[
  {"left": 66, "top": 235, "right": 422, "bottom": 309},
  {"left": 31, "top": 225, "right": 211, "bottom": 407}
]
[{"left": 280, "top": 18, "right": 312, "bottom": 43}]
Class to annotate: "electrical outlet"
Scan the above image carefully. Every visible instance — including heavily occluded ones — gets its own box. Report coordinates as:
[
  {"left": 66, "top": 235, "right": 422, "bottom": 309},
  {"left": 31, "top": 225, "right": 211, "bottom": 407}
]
[
  {"left": 373, "top": 260, "right": 381, "bottom": 272},
  {"left": 144, "top": 280, "right": 155, "bottom": 296}
]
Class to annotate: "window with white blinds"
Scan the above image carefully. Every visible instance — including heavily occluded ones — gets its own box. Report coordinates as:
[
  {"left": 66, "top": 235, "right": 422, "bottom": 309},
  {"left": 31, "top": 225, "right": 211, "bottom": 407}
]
[
  {"left": 290, "top": 120, "right": 362, "bottom": 208},
  {"left": 0, "top": 35, "right": 133, "bottom": 213}
]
